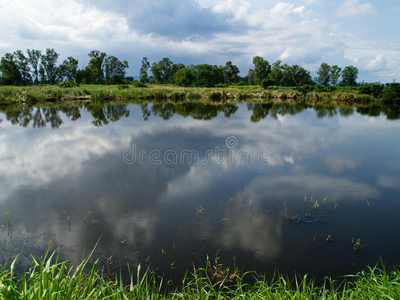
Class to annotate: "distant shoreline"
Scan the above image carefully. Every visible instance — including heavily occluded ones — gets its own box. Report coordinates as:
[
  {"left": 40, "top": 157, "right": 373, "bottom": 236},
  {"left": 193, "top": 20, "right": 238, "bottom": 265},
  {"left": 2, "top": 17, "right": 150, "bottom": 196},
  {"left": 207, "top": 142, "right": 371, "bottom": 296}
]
[{"left": 0, "top": 84, "right": 397, "bottom": 109}]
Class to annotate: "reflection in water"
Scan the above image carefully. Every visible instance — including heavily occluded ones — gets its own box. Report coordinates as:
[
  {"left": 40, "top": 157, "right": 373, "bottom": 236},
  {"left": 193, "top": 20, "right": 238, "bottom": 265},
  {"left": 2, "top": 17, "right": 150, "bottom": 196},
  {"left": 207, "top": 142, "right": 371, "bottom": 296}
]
[
  {"left": 1, "top": 101, "right": 400, "bottom": 129},
  {"left": 0, "top": 102, "right": 400, "bottom": 282}
]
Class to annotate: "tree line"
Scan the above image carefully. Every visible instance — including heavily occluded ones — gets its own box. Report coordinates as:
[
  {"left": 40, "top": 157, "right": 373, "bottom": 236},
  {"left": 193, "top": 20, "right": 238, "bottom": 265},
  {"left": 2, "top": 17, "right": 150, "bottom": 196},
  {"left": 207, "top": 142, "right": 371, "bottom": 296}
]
[
  {"left": 0, "top": 49, "right": 129, "bottom": 86},
  {"left": 0, "top": 48, "right": 361, "bottom": 87}
]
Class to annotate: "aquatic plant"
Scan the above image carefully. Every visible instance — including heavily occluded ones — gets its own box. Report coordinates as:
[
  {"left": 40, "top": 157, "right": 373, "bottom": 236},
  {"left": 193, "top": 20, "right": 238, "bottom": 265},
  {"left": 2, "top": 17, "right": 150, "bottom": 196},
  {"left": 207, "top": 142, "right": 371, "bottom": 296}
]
[{"left": 1, "top": 247, "right": 400, "bottom": 299}]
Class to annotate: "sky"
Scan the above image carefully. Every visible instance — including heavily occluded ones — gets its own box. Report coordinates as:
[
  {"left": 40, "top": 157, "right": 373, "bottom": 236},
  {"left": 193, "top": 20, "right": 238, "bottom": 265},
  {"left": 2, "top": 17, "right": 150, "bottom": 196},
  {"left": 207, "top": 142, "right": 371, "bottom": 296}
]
[{"left": 0, "top": 0, "right": 399, "bottom": 83}]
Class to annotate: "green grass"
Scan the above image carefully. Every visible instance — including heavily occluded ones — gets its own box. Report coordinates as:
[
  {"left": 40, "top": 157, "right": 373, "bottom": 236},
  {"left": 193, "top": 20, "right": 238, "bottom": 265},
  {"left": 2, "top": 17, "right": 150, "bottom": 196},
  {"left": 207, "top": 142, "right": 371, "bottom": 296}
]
[
  {"left": 0, "top": 84, "right": 388, "bottom": 106},
  {"left": 1, "top": 246, "right": 400, "bottom": 299}
]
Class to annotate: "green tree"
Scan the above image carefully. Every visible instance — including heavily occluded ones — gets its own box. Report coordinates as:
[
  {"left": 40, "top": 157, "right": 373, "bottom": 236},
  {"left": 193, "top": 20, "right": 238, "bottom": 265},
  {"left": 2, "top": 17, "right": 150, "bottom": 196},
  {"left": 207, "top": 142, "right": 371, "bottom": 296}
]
[
  {"left": 193, "top": 64, "right": 223, "bottom": 87},
  {"left": 140, "top": 57, "right": 150, "bottom": 83},
  {"left": 247, "top": 68, "right": 255, "bottom": 85},
  {"left": 86, "top": 50, "right": 107, "bottom": 84},
  {"left": 224, "top": 61, "right": 240, "bottom": 84},
  {"left": 330, "top": 65, "right": 342, "bottom": 86},
  {"left": 174, "top": 67, "right": 196, "bottom": 87},
  {"left": 280, "top": 64, "right": 313, "bottom": 86},
  {"left": 269, "top": 60, "right": 284, "bottom": 86},
  {"left": 27, "top": 49, "right": 42, "bottom": 85},
  {"left": 104, "top": 55, "right": 129, "bottom": 84},
  {"left": 41, "top": 48, "right": 59, "bottom": 84},
  {"left": 317, "top": 62, "right": 331, "bottom": 85},
  {"left": 58, "top": 56, "right": 79, "bottom": 82},
  {"left": 150, "top": 58, "right": 175, "bottom": 84},
  {"left": 341, "top": 66, "right": 359, "bottom": 86},
  {"left": 14, "top": 50, "right": 31, "bottom": 85},
  {"left": 0, "top": 53, "right": 23, "bottom": 85},
  {"left": 252, "top": 56, "right": 271, "bottom": 85}
]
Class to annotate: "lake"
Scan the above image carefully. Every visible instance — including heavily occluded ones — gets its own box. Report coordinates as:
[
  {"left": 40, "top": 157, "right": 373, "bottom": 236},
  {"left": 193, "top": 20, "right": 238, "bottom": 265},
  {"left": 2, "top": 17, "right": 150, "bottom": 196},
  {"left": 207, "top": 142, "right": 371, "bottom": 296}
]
[{"left": 1, "top": 101, "right": 400, "bottom": 283}]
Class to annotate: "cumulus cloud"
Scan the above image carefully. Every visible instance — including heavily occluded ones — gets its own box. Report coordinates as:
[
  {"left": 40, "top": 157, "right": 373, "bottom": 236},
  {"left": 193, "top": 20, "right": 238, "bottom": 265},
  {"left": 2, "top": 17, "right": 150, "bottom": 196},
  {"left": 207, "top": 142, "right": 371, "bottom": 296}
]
[
  {"left": 324, "top": 155, "right": 361, "bottom": 173},
  {"left": 0, "top": 0, "right": 398, "bottom": 85},
  {"left": 77, "top": 0, "right": 231, "bottom": 39},
  {"left": 354, "top": 54, "right": 388, "bottom": 71},
  {"left": 337, "top": 0, "right": 376, "bottom": 18}
]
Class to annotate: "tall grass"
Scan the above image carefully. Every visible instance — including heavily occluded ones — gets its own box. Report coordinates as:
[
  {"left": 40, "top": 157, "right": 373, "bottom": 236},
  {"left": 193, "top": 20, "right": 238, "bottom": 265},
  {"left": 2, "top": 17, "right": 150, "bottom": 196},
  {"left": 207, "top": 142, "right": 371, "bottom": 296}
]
[
  {"left": 1, "top": 245, "right": 400, "bottom": 299},
  {"left": 0, "top": 85, "right": 393, "bottom": 109}
]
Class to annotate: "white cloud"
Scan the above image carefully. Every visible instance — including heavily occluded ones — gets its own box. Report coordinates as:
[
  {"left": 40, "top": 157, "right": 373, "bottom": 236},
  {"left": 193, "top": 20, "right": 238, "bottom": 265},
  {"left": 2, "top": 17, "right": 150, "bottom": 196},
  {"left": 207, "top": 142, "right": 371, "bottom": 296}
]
[
  {"left": 337, "top": 0, "right": 376, "bottom": 18},
  {"left": 324, "top": 155, "right": 361, "bottom": 173},
  {"left": 0, "top": 0, "right": 398, "bottom": 82}
]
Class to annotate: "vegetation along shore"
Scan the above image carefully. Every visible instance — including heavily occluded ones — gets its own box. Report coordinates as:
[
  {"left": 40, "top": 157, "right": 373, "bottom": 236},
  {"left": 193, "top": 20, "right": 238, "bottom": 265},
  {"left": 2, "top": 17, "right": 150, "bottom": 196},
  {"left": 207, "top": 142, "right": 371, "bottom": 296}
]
[
  {"left": 1, "top": 247, "right": 400, "bottom": 299},
  {"left": 0, "top": 83, "right": 399, "bottom": 108},
  {"left": 1, "top": 48, "right": 399, "bottom": 107}
]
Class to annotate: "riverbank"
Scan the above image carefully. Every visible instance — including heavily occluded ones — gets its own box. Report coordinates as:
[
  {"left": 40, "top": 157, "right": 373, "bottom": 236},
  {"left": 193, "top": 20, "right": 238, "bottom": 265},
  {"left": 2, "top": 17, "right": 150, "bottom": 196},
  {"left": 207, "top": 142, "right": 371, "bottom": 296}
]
[
  {"left": 0, "top": 84, "right": 392, "bottom": 108},
  {"left": 1, "top": 249, "right": 399, "bottom": 299}
]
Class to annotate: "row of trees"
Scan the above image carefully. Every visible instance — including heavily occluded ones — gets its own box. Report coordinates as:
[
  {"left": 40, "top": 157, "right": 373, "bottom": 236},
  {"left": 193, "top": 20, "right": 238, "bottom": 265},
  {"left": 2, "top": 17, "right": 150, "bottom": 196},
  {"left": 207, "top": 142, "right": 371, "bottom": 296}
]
[
  {"left": 0, "top": 49, "right": 129, "bottom": 86},
  {"left": 1, "top": 48, "right": 360, "bottom": 87},
  {"left": 316, "top": 63, "right": 359, "bottom": 86},
  {"left": 141, "top": 56, "right": 358, "bottom": 88}
]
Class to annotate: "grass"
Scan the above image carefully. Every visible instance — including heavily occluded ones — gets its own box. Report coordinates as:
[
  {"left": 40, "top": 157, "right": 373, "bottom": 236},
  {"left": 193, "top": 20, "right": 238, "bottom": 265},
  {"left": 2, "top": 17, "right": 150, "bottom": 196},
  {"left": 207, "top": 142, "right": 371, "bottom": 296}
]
[
  {"left": 1, "top": 245, "right": 400, "bottom": 299},
  {"left": 0, "top": 84, "right": 395, "bottom": 109}
]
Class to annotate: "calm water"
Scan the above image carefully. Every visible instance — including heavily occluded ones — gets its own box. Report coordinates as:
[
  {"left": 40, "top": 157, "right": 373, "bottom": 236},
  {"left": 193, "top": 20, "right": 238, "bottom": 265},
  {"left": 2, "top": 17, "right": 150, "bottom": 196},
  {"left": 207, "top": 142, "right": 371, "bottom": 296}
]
[{"left": 1, "top": 101, "right": 400, "bottom": 282}]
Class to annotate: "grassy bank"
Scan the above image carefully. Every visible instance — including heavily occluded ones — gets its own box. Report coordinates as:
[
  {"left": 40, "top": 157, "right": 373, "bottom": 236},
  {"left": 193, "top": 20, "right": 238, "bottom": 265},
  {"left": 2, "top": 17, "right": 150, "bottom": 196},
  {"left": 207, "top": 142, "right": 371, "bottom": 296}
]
[
  {"left": 1, "top": 248, "right": 400, "bottom": 299},
  {"left": 0, "top": 84, "right": 391, "bottom": 108}
]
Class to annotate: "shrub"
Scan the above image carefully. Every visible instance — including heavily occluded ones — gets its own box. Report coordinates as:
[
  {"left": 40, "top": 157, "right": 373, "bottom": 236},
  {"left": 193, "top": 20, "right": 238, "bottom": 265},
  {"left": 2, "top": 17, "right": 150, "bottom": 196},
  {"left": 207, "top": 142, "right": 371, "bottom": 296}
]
[
  {"left": 382, "top": 83, "right": 400, "bottom": 104},
  {"left": 132, "top": 81, "right": 147, "bottom": 88},
  {"left": 358, "top": 84, "right": 384, "bottom": 98},
  {"left": 315, "top": 85, "right": 336, "bottom": 92},
  {"left": 59, "top": 79, "right": 79, "bottom": 88},
  {"left": 261, "top": 78, "right": 275, "bottom": 89}
]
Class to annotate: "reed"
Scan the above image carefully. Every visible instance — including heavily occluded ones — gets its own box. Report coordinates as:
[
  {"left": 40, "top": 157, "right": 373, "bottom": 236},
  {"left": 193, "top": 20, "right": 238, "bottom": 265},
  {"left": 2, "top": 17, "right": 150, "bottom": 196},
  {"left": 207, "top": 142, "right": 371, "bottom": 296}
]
[{"left": 1, "top": 245, "right": 400, "bottom": 299}]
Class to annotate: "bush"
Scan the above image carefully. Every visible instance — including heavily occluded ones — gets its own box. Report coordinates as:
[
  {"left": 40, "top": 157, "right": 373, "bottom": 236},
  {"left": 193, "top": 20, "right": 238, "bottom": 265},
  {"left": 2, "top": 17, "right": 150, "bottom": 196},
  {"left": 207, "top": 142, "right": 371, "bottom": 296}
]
[
  {"left": 315, "top": 85, "right": 336, "bottom": 92},
  {"left": 132, "top": 81, "right": 147, "bottom": 88},
  {"left": 358, "top": 84, "right": 384, "bottom": 98},
  {"left": 59, "top": 79, "right": 79, "bottom": 88},
  {"left": 296, "top": 85, "right": 314, "bottom": 95},
  {"left": 261, "top": 78, "right": 275, "bottom": 89},
  {"left": 382, "top": 83, "right": 400, "bottom": 104},
  {"left": 117, "top": 84, "right": 130, "bottom": 90}
]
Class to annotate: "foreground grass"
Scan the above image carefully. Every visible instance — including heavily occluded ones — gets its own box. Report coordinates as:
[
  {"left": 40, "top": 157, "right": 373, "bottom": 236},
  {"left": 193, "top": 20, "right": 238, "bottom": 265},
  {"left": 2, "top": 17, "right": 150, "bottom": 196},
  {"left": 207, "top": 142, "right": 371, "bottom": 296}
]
[
  {"left": 1, "top": 248, "right": 400, "bottom": 299},
  {"left": 0, "top": 84, "right": 385, "bottom": 108}
]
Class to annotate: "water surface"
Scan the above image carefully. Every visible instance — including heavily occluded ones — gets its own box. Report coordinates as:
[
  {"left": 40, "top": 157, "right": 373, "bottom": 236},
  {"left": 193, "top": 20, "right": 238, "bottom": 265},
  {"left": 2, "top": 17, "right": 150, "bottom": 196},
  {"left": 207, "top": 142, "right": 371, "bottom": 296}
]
[{"left": 1, "top": 102, "right": 400, "bottom": 282}]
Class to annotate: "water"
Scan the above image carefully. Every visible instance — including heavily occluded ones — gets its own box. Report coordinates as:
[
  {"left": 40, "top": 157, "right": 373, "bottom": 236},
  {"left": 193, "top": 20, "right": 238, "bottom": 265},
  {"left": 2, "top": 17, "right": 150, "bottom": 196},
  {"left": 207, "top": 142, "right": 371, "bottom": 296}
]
[{"left": 0, "top": 101, "right": 400, "bottom": 282}]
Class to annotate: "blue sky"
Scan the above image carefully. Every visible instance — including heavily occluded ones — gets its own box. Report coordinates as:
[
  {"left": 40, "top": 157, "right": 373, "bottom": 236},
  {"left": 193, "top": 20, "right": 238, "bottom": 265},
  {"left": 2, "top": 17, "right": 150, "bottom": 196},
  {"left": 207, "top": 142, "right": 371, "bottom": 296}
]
[{"left": 0, "top": 0, "right": 399, "bottom": 82}]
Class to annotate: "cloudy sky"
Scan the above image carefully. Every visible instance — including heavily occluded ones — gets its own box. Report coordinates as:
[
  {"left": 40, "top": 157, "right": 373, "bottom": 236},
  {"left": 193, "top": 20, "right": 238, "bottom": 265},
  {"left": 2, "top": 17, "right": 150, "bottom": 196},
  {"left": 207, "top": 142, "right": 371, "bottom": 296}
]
[{"left": 0, "top": 0, "right": 399, "bottom": 82}]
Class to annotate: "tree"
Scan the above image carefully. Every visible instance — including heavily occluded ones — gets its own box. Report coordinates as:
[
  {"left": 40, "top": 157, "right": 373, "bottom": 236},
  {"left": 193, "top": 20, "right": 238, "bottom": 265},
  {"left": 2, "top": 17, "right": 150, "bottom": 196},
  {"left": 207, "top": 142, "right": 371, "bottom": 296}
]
[
  {"left": 224, "top": 61, "right": 240, "bottom": 84},
  {"left": 317, "top": 62, "right": 331, "bottom": 85},
  {"left": 269, "top": 60, "right": 284, "bottom": 86},
  {"left": 280, "top": 64, "right": 313, "bottom": 86},
  {"left": 193, "top": 64, "right": 222, "bottom": 87},
  {"left": 174, "top": 67, "right": 196, "bottom": 87},
  {"left": 330, "top": 65, "right": 342, "bottom": 86},
  {"left": 247, "top": 68, "right": 255, "bottom": 85},
  {"left": 14, "top": 50, "right": 31, "bottom": 85},
  {"left": 58, "top": 56, "right": 79, "bottom": 82},
  {"left": 341, "top": 66, "right": 359, "bottom": 86},
  {"left": 86, "top": 50, "right": 107, "bottom": 84},
  {"left": 41, "top": 48, "right": 59, "bottom": 84},
  {"left": 104, "top": 55, "right": 129, "bottom": 84},
  {"left": 0, "top": 53, "right": 22, "bottom": 85},
  {"left": 150, "top": 58, "right": 175, "bottom": 84},
  {"left": 27, "top": 49, "right": 42, "bottom": 85},
  {"left": 252, "top": 56, "right": 271, "bottom": 85},
  {"left": 140, "top": 57, "right": 150, "bottom": 83}
]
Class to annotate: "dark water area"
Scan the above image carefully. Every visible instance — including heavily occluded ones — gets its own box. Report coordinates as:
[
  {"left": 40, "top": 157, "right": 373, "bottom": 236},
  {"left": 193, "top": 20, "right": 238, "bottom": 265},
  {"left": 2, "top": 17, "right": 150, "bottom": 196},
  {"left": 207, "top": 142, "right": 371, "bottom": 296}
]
[{"left": 0, "top": 101, "right": 400, "bottom": 284}]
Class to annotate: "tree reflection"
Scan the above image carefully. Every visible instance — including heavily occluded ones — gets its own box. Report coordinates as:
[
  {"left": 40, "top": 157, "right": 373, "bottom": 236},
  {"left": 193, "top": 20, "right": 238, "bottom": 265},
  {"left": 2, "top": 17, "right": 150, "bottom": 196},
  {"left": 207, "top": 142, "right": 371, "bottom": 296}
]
[
  {"left": 1, "top": 101, "right": 399, "bottom": 128},
  {"left": 85, "top": 102, "right": 130, "bottom": 126},
  {"left": 32, "top": 108, "right": 46, "bottom": 128}
]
